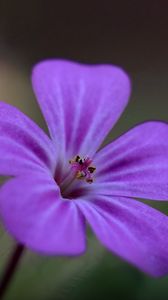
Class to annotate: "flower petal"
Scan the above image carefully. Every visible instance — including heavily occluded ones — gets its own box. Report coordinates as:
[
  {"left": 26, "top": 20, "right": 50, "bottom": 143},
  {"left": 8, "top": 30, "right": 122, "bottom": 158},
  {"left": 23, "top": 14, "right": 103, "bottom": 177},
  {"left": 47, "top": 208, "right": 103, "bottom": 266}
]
[
  {"left": 0, "top": 101, "right": 56, "bottom": 176},
  {"left": 32, "top": 60, "right": 130, "bottom": 158},
  {"left": 77, "top": 195, "right": 168, "bottom": 276},
  {"left": 0, "top": 172, "right": 86, "bottom": 255},
  {"left": 94, "top": 121, "right": 168, "bottom": 200}
]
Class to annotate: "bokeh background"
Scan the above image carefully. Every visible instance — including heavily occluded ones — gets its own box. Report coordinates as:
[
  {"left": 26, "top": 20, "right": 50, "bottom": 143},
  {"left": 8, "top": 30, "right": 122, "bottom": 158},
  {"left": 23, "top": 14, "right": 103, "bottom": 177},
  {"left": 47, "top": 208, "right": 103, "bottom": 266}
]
[{"left": 0, "top": 1, "right": 168, "bottom": 299}]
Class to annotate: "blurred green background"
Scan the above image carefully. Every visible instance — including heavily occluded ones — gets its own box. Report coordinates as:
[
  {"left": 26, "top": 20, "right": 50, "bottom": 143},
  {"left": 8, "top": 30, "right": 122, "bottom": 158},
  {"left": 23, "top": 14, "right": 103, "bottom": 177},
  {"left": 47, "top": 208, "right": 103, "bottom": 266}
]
[{"left": 0, "top": 0, "right": 168, "bottom": 299}]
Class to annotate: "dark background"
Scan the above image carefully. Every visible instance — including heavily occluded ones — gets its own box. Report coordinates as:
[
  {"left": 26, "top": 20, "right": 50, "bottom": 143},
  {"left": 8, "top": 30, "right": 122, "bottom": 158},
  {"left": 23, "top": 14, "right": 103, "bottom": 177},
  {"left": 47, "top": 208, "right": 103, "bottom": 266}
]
[{"left": 0, "top": 1, "right": 168, "bottom": 299}]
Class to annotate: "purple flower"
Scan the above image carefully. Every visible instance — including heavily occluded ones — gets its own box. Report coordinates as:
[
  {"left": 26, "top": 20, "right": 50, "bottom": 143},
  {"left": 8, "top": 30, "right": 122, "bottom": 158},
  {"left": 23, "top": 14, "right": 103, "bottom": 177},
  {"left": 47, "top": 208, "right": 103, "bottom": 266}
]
[{"left": 0, "top": 60, "right": 168, "bottom": 277}]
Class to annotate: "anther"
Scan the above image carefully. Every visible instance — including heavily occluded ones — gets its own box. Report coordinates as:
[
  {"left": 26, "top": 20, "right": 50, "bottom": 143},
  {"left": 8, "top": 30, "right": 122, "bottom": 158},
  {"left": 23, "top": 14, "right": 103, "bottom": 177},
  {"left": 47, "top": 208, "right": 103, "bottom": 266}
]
[
  {"left": 69, "top": 155, "right": 96, "bottom": 184},
  {"left": 88, "top": 166, "right": 96, "bottom": 173}
]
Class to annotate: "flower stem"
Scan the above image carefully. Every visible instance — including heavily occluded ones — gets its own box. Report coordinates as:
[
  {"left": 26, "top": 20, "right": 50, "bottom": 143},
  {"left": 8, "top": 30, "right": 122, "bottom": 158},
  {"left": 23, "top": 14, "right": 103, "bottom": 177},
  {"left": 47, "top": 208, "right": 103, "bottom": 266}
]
[{"left": 0, "top": 244, "right": 24, "bottom": 299}]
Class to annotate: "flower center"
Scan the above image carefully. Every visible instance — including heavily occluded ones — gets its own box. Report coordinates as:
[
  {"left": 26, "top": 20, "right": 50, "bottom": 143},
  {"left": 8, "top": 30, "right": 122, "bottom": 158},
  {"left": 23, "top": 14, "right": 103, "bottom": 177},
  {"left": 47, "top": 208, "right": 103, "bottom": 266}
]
[
  {"left": 59, "top": 155, "right": 96, "bottom": 199},
  {"left": 69, "top": 155, "right": 96, "bottom": 184}
]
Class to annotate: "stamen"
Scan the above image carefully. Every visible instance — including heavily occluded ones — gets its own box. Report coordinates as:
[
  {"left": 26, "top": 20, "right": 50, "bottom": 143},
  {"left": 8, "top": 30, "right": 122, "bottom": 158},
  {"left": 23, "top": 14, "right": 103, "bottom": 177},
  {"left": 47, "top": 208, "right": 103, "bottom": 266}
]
[
  {"left": 69, "top": 155, "right": 96, "bottom": 184},
  {"left": 88, "top": 166, "right": 96, "bottom": 173}
]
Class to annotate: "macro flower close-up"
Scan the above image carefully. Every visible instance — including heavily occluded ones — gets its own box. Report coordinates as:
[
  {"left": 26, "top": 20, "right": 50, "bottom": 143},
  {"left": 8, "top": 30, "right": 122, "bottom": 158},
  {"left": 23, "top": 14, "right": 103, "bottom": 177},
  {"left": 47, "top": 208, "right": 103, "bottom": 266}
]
[{"left": 0, "top": 59, "right": 168, "bottom": 280}]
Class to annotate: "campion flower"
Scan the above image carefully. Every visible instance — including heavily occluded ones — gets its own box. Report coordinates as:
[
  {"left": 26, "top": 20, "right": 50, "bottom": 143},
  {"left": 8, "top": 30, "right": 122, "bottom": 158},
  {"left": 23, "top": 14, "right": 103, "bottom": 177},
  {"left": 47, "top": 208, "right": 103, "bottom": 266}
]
[{"left": 0, "top": 60, "right": 168, "bottom": 277}]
